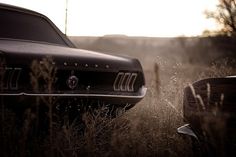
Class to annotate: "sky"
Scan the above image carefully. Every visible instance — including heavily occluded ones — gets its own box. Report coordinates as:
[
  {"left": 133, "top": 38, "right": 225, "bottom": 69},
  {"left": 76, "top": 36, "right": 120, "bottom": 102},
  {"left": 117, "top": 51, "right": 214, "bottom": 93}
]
[{"left": 0, "top": 0, "right": 219, "bottom": 37}]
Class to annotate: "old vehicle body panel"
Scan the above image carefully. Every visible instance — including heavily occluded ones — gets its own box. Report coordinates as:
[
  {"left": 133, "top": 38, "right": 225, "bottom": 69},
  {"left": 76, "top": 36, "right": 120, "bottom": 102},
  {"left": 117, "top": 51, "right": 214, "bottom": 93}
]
[
  {"left": 178, "top": 77, "right": 236, "bottom": 156},
  {"left": 0, "top": 3, "right": 146, "bottom": 110},
  {"left": 0, "top": 39, "right": 142, "bottom": 71}
]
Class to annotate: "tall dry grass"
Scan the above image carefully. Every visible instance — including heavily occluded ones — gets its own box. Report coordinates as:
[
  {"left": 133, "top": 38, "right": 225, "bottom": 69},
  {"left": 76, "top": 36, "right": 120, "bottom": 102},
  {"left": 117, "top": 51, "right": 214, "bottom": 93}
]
[{"left": 1, "top": 56, "right": 236, "bottom": 157}]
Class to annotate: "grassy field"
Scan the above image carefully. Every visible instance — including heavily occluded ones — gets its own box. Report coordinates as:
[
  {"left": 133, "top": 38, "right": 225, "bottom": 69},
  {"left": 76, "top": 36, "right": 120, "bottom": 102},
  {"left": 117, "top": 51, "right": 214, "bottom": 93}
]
[{"left": 1, "top": 36, "right": 236, "bottom": 157}]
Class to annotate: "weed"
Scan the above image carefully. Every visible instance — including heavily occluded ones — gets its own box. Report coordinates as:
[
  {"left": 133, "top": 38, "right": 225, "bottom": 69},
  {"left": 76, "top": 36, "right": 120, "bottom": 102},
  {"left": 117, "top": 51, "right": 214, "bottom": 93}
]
[{"left": 0, "top": 55, "right": 235, "bottom": 157}]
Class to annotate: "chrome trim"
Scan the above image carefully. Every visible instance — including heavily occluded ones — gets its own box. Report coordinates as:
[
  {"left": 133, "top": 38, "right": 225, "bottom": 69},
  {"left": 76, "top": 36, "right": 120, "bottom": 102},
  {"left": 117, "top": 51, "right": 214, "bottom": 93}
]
[
  {"left": 127, "top": 73, "right": 137, "bottom": 92},
  {"left": 66, "top": 75, "right": 78, "bottom": 89},
  {"left": 0, "top": 86, "right": 147, "bottom": 99},
  {"left": 177, "top": 124, "right": 199, "bottom": 141},
  {"left": 113, "top": 72, "right": 138, "bottom": 92},
  {"left": 3, "top": 67, "right": 13, "bottom": 89},
  {"left": 113, "top": 72, "right": 124, "bottom": 91},
  {"left": 10, "top": 68, "right": 22, "bottom": 90},
  {"left": 120, "top": 73, "right": 131, "bottom": 91}
]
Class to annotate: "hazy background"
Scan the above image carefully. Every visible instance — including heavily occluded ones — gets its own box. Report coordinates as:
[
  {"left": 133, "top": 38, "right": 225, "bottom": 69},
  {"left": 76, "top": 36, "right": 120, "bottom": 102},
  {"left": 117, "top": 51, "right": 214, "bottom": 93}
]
[
  {"left": 69, "top": 35, "right": 236, "bottom": 88},
  {"left": 0, "top": 0, "right": 219, "bottom": 37}
]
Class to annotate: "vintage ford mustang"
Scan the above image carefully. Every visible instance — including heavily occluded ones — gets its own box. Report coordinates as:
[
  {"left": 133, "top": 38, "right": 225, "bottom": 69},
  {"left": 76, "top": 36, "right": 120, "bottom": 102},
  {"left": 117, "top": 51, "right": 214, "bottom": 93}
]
[{"left": 0, "top": 3, "right": 146, "bottom": 116}]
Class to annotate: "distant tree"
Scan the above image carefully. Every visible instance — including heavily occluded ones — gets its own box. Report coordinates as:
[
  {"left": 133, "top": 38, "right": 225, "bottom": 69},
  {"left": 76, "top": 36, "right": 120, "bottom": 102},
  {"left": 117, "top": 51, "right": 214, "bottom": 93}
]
[{"left": 205, "top": 0, "right": 236, "bottom": 36}]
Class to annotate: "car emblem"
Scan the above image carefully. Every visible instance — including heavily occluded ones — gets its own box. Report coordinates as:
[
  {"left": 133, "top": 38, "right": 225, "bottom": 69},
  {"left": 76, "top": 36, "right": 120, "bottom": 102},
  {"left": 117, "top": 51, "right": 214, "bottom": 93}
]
[{"left": 67, "top": 75, "right": 78, "bottom": 89}]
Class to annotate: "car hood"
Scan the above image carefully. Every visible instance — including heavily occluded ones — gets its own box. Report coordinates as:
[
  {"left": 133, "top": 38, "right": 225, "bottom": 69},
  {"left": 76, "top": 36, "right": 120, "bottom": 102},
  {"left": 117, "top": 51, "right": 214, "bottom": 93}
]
[{"left": 0, "top": 39, "right": 142, "bottom": 72}]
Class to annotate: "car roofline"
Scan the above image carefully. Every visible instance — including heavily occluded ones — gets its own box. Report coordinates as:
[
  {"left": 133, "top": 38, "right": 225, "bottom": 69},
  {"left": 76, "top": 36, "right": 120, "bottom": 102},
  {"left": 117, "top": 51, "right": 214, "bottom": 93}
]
[
  {"left": 0, "top": 3, "right": 76, "bottom": 48},
  {"left": 0, "top": 3, "right": 43, "bottom": 16}
]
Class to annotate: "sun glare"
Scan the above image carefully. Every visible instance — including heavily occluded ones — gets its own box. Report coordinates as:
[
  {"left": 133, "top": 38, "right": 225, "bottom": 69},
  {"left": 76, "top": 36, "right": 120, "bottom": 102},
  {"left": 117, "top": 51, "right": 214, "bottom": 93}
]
[{"left": 1, "top": 0, "right": 218, "bottom": 37}]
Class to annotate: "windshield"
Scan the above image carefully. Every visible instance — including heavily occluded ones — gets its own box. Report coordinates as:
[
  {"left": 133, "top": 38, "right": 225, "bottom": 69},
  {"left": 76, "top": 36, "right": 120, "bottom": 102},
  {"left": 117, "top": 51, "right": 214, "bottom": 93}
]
[{"left": 0, "top": 8, "right": 68, "bottom": 46}]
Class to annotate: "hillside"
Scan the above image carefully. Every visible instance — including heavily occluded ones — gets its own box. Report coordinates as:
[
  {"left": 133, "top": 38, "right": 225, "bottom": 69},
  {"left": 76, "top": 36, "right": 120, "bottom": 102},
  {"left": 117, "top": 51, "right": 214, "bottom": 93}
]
[{"left": 69, "top": 36, "right": 236, "bottom": 71}]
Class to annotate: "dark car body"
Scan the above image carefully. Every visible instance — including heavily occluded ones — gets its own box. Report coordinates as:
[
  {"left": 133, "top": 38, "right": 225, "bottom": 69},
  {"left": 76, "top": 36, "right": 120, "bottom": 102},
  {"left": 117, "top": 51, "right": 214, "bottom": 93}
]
[
  {"left": 0, "top": 3, "right": 146, "bottom": 114},
  {"left": 178, "top": 77, "right": 236, "bottom": 157}
]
